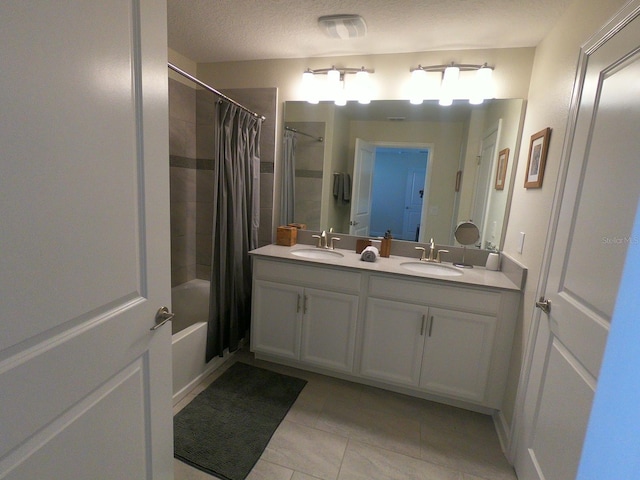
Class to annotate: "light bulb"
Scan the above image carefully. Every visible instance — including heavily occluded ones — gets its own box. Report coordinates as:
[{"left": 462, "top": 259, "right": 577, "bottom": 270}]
[
  {"left": 439, "top": 65, "right": 459, "bottom": 107},
  {"left": 469, "top": 66, "right": 493, "bottom": 105},
  {"left": 356, "top": 70, "right": 371, "bottom": 104},
  {"left": 302, "top": 71, "right": 319, "bottom": 104},
  {"left": 327, "top": 68, "right": 340, "bottom": 86},
  {"left": 334, "top": 81, "right": 347, "bottom": 106},
  {"left": 409, "top": 68, "right": 427, "bottom": 105}
]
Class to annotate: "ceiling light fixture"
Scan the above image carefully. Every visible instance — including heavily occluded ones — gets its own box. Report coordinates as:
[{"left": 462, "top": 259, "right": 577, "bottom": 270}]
[
  {"left": 302, "top": 66, "right": 374, "bottom": 105},
  {"left": 409, "top": 62, "right": 494, "bottom": 106},
  {"left": 318, "top": 15, "right": 367, "bottom": 39}
]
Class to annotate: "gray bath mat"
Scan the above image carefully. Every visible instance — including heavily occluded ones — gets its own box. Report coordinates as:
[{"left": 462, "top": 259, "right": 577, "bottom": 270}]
[{"left": 173, "top": 361, "right": 307, "bottom": 480}]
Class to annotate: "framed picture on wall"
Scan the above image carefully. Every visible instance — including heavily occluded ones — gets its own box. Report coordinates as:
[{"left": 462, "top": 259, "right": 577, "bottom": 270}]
[
  {"left": 495, "top": 148, "right": 509, "bottom": 190},
  {"left": 524, "top": 128, "right": 551, "bottom": 188}
]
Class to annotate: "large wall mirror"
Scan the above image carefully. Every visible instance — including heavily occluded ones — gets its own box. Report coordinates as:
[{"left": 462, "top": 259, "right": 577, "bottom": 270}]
[{"left": 281, "top": 98, "right": 525, "bottom": 250}]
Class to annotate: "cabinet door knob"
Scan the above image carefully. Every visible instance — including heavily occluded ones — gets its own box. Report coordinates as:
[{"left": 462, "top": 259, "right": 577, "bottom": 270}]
[
  {"left": 420, "top": 314, "right": 426, "bottom": 335},
  {"left": 428, "top": 316, "right": 434, "bottom": 337},
  {"left": 297, "top": 294, "right": 301, "bottom": 313}
]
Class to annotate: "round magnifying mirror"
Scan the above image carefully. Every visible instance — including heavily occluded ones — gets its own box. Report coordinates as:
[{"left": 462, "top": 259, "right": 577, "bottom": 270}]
[{"left": 453, "top": 221, "right": 479, "bottom": 268}]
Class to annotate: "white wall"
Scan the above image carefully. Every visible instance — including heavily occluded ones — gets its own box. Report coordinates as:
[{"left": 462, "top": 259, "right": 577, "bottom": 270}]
[
  {"left": 499, "top": 0, "right": 629, "bottom": 425},
  {"left": 168, "top": 48, "right": 197, "bottom": 85}
]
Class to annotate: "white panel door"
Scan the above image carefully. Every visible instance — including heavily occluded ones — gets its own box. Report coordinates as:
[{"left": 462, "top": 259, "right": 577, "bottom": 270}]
[
  {"left": 515, "top": 7, "right": 640, "bottom": 480},
  {"left": 471, "top": 126, "right": 498, "bottom": 242},
  {"left": 251, "top": 280, "right": 303, "bottom": 359},
  {"left": 360, "top": 298, "right": 427, "bottom": 386},
  {"left": 349, "top": 138, "right": 375, "bottom": 236},
  {"left": 420, "top": 308, "right": 496, "bottom": 402},
  {"left": 402, "top": 168, "right": 427, "bottom": 241},
  {"left": 0, "top": 1, "right": 172, "bottom": 478},
  {"left": 300, "top": 288, "right": 359, "bottom": 373}
]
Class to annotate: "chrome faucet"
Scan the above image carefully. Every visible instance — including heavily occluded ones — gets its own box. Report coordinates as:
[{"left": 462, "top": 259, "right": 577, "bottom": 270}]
[
  {"left": 312, "top": 228, "right": 341, "bottom": 249},
  {"left": 415, "top": 239, "right": 449, "bottom": 263},
  {"left": 312, "top": 230, "right": 327, "bottom": 248},
  {"left": 327, "top": 227, "right": 341, "bottom": 249}
]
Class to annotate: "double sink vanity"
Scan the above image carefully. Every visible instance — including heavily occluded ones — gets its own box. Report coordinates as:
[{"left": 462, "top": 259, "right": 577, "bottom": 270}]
[{"left": 249, "top": 240, "right": 524, "bottom": 413}]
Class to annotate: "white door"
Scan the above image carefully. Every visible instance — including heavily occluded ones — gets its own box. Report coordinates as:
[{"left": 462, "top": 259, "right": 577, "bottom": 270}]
[
  {"left": 300, "top": 288, "right": 359, "bottom": 373},
  {"left": 349, "top": 138, "right": 376, "bottom": 236},
  {"left": 514, "top": 8, "right": 640, "bottom": 480},
  {"left": 360, "top": 298, "right": 427, "bottom": 386},
  {"left": 402, "top": 168, "right": 427, "bottom": 241},
  {"left": 420, "top": 308, "right": 496, "bottom": 402},
  {"left": 0, "top": 1, "right": 173, "bottom": 478},
  {"left": 471, "top": 126, "right": 498, "bottom": 244},
  {"left": 251, "top": 280, "right": 302, "bottom": 360}
]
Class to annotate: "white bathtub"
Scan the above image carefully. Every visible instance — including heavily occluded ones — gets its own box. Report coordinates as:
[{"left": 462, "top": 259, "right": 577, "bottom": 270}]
[{"left": 171, "top": 279, "right": 229, "bottom": 403}]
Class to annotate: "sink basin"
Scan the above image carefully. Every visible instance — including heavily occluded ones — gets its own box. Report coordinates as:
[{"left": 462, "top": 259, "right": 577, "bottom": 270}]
[
  {"left": 291, "top": 248, "right": 344, "bottom": 259},
  {"left": 399, "top": 262, "right": 463, "bottom": 277}
]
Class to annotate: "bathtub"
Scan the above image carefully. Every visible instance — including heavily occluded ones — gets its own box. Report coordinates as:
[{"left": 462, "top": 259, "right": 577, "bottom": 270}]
[{"left": 171, "top": 279, "right": 230, "bottom": 403}]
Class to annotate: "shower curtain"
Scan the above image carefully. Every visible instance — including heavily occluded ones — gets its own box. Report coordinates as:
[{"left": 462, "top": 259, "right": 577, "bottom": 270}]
[
  {"left": 206, "top": 101, "right": 262, "bottom": 361},
  {"left": 280, "top": 130, "right": 296, "bottom": 225}
]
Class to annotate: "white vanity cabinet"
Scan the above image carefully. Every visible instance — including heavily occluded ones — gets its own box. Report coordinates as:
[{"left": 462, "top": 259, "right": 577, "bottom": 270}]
[
  {"left": 251, "top": 280, "right": 302, "bottom": 360},
  {"left": 419, "top": 308, "right": 496, "bottom": 402},
  {"left": 361, "top": 274, "right": 517, "bottom": 408},
  {"left": 360, "top": 297, "right": 428, "bottom": 386},
  {"left": 361, "top": 298, "right": 497, "bottom": 402},
  {"left": 251, "top": 258, "right": 360, "bottom": 374},
  {"left": 250, "top": 247, "right": 521, "bottom": 412}
]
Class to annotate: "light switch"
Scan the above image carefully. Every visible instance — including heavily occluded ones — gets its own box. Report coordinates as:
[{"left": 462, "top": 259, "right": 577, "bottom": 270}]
[{"left": 518, "top": 232, "right": 525, "bottom": 253}]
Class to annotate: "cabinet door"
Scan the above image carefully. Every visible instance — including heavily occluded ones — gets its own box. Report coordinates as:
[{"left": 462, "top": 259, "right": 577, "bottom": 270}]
[
  {"left": 360, "top": 298, "right": 428, "bottom": 386},
  {"left": 420, "top": 308, "right": 497, "bottom": 402},
  {"left": 251, "top": 280, "right": 302, "bottom": 359},
  {"left": 300, "top": 288, "right": 359, "bottom": 373}
]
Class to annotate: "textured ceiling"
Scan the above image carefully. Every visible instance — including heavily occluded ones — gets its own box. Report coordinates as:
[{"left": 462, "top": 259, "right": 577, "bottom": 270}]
[{"left": 167, "top": 0, "right": 574, "bottom": 63}]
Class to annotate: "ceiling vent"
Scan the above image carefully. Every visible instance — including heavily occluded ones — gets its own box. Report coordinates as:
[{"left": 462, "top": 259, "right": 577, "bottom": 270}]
[{"left": 318, "top": 15, "right": 367, "bottom": 39}]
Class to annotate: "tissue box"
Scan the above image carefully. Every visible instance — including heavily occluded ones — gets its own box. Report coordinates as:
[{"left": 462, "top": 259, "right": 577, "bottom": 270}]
[
  {"left": 276, "top": 226, "right": 297, "bottom": 246},
  {"left": 287, "top": 223, "right": 307, "bottom": 230}
]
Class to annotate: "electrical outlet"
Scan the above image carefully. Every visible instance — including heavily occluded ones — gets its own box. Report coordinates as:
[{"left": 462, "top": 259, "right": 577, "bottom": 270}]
[{"left": 518, "top": 232, "right": 525, "bottom": 253}]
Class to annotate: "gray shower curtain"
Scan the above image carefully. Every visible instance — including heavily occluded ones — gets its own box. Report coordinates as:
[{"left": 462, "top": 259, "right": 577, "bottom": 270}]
[
  {"left": 206, "top": 101, "right": 262, "bottom": 361},
  {"left": 280, "top": 130, "right": 296, "bottom": 225}
]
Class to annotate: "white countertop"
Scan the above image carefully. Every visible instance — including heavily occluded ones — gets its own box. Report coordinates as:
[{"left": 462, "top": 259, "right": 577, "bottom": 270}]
[{"left": 250, "top": 244, "right": 522, "bottom": 291}]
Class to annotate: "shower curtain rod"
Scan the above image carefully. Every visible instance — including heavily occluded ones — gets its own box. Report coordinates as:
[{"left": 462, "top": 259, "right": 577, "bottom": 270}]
[
  {"left": 285, "top": 126, "right": 323, "bottom": 142},
  {"left": 168, "top": 62, "right": 266, "bottom": 121}
]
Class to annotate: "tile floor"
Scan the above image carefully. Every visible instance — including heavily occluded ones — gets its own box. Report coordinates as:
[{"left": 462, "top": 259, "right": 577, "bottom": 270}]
[{"left": 173, "top": 350, "right": 517, "bottom": 480}]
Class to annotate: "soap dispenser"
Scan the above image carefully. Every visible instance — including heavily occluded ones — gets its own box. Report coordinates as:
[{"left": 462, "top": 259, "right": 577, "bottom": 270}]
[{"left": 380, "top": 230, "right": 392, "bottom": 258}]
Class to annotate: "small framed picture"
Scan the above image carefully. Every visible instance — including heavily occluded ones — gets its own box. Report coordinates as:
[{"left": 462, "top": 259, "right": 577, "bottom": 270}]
[
  {"left": 495, "top": 148, "right": 509, "bottom": 190},
  {"left": 524, "top": 128, "right": 551, "bottom": 188}
]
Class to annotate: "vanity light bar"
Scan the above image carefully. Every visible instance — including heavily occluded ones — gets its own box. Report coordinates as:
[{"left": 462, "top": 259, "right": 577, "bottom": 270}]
[
  {"left": 409, "top": 62, "right": 494, "bottom": 106},
  {"left": 409, "top": 62, "right": 492, "bottom": 73},
  {"left": 304, "top": 66, "right": 374, "bottom": 76},
  {"left": 302, "top": 66, "right": 374, "bottom": 105}
]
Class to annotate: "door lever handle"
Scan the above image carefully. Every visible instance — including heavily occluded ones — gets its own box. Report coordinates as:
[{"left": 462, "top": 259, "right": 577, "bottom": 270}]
[
  {"left": 535, "top": 297, "right": 551, "bottom": 314},
  {"left": 151, "top": 306, "right": 175, "bottom": 331}
]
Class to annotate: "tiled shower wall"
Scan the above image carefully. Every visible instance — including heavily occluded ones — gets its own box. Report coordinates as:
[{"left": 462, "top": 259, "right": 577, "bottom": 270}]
[
  {"left": 285, "top": 121, "right": 325, "bottom": 231},
  {"left": 169, "top": 79, "right": 197, "bottom": 287},
  {"left": 168, "top": 78, "right": 277, "bottom": 287}
]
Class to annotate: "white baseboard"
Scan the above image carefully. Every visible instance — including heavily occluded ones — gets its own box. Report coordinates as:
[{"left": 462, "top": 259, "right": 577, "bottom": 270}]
[{"left": 493, "top": 410, "right": 512, "bottom": 459}]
